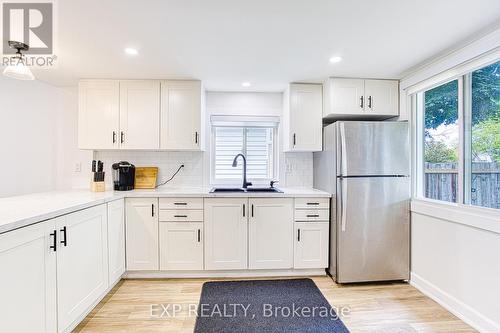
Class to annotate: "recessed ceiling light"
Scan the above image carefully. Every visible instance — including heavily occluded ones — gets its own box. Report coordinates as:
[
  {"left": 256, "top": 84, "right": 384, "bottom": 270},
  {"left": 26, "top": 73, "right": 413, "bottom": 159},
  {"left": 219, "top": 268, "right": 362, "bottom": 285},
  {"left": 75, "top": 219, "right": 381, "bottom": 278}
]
[
  {"left": 124, "top": 48, "right": 138, "bottom": 55},
  {"left": 329, "top": 56, "right": 342, "bottom": 63},
  {"left": 241, "top": 82, "right": 251, "bottom": 87}
]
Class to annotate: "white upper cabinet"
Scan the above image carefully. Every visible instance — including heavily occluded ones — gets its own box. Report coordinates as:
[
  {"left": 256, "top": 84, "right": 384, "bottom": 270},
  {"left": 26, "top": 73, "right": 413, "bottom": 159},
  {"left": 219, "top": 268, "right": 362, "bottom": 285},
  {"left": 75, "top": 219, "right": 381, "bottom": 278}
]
[
  {"left": 78, "top": 79, "right": 204, "bottom": 150},
  {"left": 248, "top": 198, "right": 293, "bottom": 269},
  {"left": 364, "top": 79, "right": 399, "bottom": 116},
  {"left": 324, "top": 78, "right": 364, "bottom": 116},
  {"left": 125, "top": 198, "right": 159, "bottom": 271},
  {"left": 323, "top": 78, "right": 399, "bottom": 119},
  {"left": 204, "top": 198, "right": 248, "bottom": 270},
  {"left": 283, "top": 83, "right": 323, "bottom": 152},
  {"left": 0, "top": 219, "right": 57, "bottom": 333},
  {"left": 119, "top": 80, "right": 160, "bottom": 149},
  {"left": 78, "top": 80, "right": 120, "bottom": 149},
  {"left": 160, "top": 80, "right": 204, "bottom": 150}
]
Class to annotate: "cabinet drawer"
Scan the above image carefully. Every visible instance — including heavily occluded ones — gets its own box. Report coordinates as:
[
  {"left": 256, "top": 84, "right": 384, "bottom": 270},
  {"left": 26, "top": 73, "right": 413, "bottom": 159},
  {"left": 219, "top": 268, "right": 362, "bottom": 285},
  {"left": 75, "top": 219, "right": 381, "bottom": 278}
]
[
  {"left": 294, "top": 198, "right": 329, "bottom": 210},
  {"left": 159, "top": 198, "right": 203, "bottom": 210},
  {"left": 294, "top": 209, "right": 329, "bottom": 222},
  {"left": 159, "top": 210, "right": 203, "bottom": 222}
]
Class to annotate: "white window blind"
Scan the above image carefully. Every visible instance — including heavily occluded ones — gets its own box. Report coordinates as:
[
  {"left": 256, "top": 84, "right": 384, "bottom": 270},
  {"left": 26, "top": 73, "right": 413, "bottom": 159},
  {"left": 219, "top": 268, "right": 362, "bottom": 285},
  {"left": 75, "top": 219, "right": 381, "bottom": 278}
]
[{"left": 213, "top": 126, "right": 274, "bottom": 181}]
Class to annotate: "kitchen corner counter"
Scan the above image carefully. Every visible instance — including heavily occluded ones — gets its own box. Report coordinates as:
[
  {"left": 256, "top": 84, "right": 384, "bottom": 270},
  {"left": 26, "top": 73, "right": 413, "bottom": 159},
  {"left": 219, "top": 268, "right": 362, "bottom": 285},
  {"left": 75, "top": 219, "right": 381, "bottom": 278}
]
[{"left": 0, "top": 187, "right": 330, "bottom": 234}]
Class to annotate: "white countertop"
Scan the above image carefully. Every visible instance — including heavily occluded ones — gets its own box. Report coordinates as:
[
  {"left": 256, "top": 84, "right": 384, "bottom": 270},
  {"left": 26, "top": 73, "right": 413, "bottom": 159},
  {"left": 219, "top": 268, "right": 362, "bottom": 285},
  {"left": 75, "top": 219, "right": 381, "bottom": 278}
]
[{"left": 0, "top": 187, "right": 330, "bottom": 234}]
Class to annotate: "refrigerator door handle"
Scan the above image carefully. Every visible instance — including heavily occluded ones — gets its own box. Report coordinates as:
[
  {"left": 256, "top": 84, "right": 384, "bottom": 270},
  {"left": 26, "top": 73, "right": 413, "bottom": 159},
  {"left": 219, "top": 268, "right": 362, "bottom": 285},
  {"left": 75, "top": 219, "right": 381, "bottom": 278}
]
[
  {"left": 340, "top": 123, "right": 347, "bottom": 176},
  {"left": 341, "top": 178, "right": 347, "bottom": 232}
]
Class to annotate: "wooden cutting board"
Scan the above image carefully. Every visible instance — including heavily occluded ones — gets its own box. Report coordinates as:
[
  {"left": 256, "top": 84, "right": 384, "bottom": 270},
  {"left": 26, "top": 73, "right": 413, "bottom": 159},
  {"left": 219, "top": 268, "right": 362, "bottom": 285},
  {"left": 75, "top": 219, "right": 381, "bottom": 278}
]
[{"left": 134, "top": 167, "right": 158, "bottom": 189}]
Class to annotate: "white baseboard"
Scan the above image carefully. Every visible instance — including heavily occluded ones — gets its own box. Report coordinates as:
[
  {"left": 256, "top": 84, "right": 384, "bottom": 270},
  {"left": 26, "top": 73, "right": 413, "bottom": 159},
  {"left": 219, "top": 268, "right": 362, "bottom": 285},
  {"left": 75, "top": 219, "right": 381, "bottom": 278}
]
[
  {"left": 410, "top": 272, "right": 500, "bottom": 333},
  {"left": 124, "top": 269, "right": 326, "bottom": 279}
]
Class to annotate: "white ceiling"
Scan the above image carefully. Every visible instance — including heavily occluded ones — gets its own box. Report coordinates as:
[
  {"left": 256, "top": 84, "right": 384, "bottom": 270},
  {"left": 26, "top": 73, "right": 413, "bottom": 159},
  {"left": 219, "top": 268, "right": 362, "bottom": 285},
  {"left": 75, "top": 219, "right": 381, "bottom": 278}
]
[{"left": 32, "top": 0, "right": 500, "bottom": 90}]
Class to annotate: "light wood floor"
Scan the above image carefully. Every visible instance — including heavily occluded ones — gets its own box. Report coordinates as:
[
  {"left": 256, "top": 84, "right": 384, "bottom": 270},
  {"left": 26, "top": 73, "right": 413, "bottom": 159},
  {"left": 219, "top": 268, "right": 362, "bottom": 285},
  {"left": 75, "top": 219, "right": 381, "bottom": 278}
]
[{"left": 74, "top": 276, "right": 475, "bottom": 333}]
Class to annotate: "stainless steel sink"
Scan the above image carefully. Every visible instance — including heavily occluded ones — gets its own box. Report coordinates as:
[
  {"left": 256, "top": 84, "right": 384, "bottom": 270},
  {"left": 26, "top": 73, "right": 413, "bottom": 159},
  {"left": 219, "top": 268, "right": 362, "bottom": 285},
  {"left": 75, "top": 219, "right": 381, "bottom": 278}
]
[{"left": 210, "top": 187, "right": 283, "bottom": 193}]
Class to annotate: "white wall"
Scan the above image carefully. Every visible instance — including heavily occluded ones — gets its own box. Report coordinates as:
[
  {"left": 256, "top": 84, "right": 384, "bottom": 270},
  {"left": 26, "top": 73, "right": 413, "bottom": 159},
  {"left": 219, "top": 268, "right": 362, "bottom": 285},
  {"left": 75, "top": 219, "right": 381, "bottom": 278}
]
[
  {"left": 410, "top": 205, "right": 500, "bottom": 332},
  {"left": 0, "top": 77, "right": 90, "bottom": 197}
]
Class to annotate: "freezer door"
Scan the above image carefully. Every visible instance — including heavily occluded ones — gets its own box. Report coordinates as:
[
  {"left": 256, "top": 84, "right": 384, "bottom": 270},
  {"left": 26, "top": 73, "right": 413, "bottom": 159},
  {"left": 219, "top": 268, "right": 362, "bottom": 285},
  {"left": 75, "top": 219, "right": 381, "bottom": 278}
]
[
  {"left": 336, "top": 176, "right": 410, "bottom": 283},
  {"left": 336, "top": 121, "right": 409, "bottom": 176}
]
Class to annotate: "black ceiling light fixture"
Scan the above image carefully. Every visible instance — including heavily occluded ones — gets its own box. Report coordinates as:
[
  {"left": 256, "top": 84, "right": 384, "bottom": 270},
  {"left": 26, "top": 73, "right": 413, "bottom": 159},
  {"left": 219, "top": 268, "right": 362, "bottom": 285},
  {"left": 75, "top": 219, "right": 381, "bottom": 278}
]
[{"left": 3, "top": 41, "right": 35, "bottom": 80}]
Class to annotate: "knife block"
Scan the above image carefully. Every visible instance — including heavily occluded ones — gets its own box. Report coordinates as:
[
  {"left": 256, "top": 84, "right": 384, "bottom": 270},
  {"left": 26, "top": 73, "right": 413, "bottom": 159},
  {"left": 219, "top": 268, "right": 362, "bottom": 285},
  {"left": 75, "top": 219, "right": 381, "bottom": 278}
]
[{"left": 90, "top": 173, "right": 105, "bottom": 192}]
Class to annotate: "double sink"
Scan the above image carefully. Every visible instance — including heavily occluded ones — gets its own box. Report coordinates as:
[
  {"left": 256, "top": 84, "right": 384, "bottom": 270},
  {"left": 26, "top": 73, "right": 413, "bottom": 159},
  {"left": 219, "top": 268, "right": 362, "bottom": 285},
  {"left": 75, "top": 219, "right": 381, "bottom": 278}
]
[{"left": 210, "top": 187, "right": 283, "bottom": 193}]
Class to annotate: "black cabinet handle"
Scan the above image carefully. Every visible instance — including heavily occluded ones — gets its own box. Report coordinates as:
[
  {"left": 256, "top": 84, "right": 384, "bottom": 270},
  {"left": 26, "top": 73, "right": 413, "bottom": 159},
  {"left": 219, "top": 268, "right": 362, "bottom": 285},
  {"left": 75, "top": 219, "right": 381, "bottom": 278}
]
[
  {"left": 112, "top": 131, "right": 116, "bottom": 144},
  {"left": 120, "top": 131, "right": 124, "bottom": 144},
  {"left": 174, "top": 202, "right": 187, "bottom": 206},
  {"left": 306, "top": 202, "right": 319, "bottom": 206},
  {"left": 174, "top": 215, "right": 188, "bottom": 218},
  {"left": 243, "top": 204, "right": 246, "bottom": 217},
  {"left": 297, "top": 229, "right": 301, "bottom": 242},
  {"left": 368, "top": 96, "right": 372, "bottom": 109},
  {"left": 360, "top": 96, "right": 364, "bottom": 108},
  {"left": 307, "top": 214, "right": 320, "bottom": 218},
  {"left": 60, "top": 226, "right": 67, "bottom": 246},
  {"left": 49, "top": 230, "right": 57, "bottom": 251},
  {"left": 293, "top": 133, "right": 296, "bottom": 146},
  {"left": 251, "top": 204, "right": 254, "bottom": 217},
  {"left": 197, "top": 229, "right": 201, "bottom": 242},
  {"left": 195, "top": 131, "right": 198, "bottom": 144},
  {"left": 151, "top": 204, "right": 155, "bottom": 217}
]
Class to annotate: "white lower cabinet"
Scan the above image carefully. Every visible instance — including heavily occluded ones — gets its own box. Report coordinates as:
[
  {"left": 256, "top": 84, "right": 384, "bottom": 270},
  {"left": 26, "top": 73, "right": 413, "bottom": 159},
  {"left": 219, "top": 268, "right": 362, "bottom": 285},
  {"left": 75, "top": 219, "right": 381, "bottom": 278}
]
[
  {"left": 56, "top": 204, "right": 109, "bottom": 333},
  {"left": 294, "top": 222, "right": 329, "bottom": 269},
  {"left": 159, "top": 222, "right": 203, "bottom": 270},
  {"left": 248, "top": 198, "right": 293, "bottom": 269},
  {"left": 204, "top": 198, "right": 247, "bottom": 270},
  {"left": 125, "top": 198, "right": 159, "bottom": 270},
  {"left": 107, "top": 199, "right": 125, "bottom": 284},
  {"left": 0, "top": 219, "right": 57, "bottom": 333}
]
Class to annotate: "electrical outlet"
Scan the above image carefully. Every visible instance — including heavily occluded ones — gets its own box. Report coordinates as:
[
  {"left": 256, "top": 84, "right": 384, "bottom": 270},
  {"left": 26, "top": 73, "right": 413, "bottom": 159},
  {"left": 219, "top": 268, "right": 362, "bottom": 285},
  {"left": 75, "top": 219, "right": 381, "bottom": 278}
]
[{"left": 75, "top": 162, "right": 82, "bottom": 172}]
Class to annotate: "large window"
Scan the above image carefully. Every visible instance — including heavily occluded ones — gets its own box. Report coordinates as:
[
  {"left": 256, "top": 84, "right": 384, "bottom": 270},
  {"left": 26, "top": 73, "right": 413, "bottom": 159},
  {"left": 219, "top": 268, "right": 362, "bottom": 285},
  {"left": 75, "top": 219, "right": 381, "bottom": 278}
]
[
  {"left": 212, "top": 126, "right": 276, "bottom": 183},
  {"left": 416, "top": 60, "right": 499, "bottom": 210},
  {"left": 468, "top": 62, "right": 500, "bottom": 209},
  {"left": 423, "top": 80, "right": 459, "bottom": 202}
]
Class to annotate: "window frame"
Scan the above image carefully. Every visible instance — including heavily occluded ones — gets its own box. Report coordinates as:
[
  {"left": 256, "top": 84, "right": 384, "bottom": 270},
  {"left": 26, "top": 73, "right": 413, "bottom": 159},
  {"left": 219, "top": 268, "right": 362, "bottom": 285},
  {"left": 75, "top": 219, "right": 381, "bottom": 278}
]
[
  {"left": 411, "top": 56, "right": 499, "bottom": 211},
  {"left": 210, "top": 124, "right": 279, "bottom": 186}
]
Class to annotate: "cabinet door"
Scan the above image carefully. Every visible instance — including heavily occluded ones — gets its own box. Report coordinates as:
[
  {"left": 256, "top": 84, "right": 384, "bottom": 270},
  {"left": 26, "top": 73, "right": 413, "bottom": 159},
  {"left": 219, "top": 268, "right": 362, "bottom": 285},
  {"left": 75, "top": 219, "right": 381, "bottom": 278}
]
[
  {"left": 0, "top": 220, "right": 57, "bottom": 333},
  {"left": 159, "top": 222, "right": 203, "bottom": 270},
  {"left": 288, "top": 83, "right": 323, "bottom": 152},
  {"left": 204, "top": 198, "right": 247, "bottom": 270},
  {"left": 119, "top": 80, "right": 160, "bottom": 149},
  {"left": 78, "top": 80, "right": 120, "bottom": 149},
  {"left": 364, "top": 79, "right": 399, "bottom": 116},
  {"left": 125, "top": 198, "right": 159, "bottom": 271},
  {"left": 160, "top": 80, "right": 202, "bottom": 150},
  {"left": 107, "top": 199, "right": 125, "bottom": 285},
  {"left": 294, "top": 222, "right": 329, "bottom": 269},
  {"left": 56, "top": 205, "right": 108, "bottom": 333},
  {"left": 327, "top": 78, "right": 365, "bottom": 116},
  {"left": 248, "top": 198, "right": 293, "bottom": 269}
]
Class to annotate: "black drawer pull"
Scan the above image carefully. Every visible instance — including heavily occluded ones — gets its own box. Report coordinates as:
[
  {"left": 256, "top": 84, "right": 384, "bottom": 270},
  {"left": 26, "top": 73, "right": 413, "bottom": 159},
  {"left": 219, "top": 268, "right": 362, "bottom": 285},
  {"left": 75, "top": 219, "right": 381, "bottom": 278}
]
[
  {"left": 49, "top": 230, "right": 57, "bottom": 251},
  {"left": 307, "top": 214, "right": 320, "bottom": 218},
  {"left": 174, "top": 215, "right": 188, "bottom": 218},
  {"left": 174, "top": 202, "right": 187, "bottom": 206},
  {"left": 60, "top": 226, "right": 67, "bottom": 246},
  {"left": 306, "top": 202, "right": 320, "bottom": 205}
]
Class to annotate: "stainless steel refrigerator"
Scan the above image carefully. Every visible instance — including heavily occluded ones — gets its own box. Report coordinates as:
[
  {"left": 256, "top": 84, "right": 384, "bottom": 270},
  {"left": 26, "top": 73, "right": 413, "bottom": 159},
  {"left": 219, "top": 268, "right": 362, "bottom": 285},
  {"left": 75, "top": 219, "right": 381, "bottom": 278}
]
[{"left": 313, "top": 121, "right": 410, "bottom": 283}]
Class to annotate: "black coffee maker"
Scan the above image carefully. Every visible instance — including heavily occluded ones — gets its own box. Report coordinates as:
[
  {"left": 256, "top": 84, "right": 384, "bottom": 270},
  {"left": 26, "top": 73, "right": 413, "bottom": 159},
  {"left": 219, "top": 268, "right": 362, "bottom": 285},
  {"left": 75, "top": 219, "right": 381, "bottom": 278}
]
[{"left": 112, "top": 161, "right": 135, "bottom": 191}]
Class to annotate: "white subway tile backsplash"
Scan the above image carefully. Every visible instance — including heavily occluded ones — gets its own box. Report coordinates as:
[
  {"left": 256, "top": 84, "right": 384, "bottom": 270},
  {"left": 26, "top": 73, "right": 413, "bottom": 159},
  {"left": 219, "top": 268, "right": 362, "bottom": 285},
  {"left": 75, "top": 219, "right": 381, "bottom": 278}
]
[{"left": 94, "top": 151, "right": 204, "bottom": 189}]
